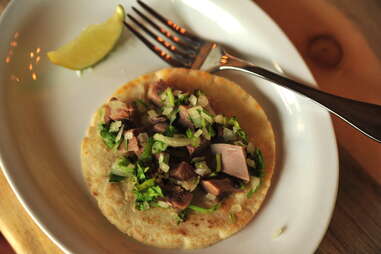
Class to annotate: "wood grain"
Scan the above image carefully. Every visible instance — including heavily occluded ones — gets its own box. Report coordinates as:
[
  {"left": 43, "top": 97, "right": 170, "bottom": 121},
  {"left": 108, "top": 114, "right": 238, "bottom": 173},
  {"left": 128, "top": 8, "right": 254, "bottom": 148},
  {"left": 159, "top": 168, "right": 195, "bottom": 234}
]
[
  {"left": 0, "top": 174, "right": 62, "bottom": 254},
  {"left": 0, "top": 0, "right": 380, "bottom": 253},
  {"left": 317, "top": 146, "right": 381, "bottom": 254},
  {"left": 255, "top": 0, "right": 381, "bottom": 184}
]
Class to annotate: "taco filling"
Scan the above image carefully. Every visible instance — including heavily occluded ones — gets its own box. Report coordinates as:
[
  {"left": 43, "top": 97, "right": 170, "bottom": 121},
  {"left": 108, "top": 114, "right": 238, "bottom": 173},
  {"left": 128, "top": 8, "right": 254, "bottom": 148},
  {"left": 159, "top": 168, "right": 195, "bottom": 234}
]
[{"left": 98, "top": 80, "right": 264, "bottom": 222}]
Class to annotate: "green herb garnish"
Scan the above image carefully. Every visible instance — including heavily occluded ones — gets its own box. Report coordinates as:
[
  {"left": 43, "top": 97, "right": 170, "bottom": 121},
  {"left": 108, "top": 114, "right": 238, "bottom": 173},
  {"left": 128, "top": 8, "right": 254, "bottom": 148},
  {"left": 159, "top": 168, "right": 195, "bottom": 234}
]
[
  {"left": 164, "top": 125, "right": 176, "bottom": 137},
  {"left": 110, "top": 157, "right": 135, "bottom": 177},
  {"left": 136, "top": 178, "right": 155, "bottom": 191},
  {"left": 165, "top": 87, "right": 175, "bottom": 107},
  {"left": 152, "top": 140, "right": 168, "bottom": 154},
  {"left": 188, "top": 204, "right": 220, "bottom": 213},
  {"left": 247, "top": 177, "right": 261, "bottom": 198},
  {"left": 176, "top": 209, "right": 189, "bottom": 224},
  {"left": 99, "top": 123, "right": 118, "bottom": 148},
  {"left": 254, "top": 148, "right": 265, "bottom": 171},
  {"left": 108, "top": 173, "right": 125, "bottom": 182},
  {"left": 136, "top": 162, "right": 148, "bottom": 181},
  {"left": 139, "top": 137, "right": 153, "bottom": 161},
  {"left": 134, "top": 185, "right": 163, "bottom": 211}
]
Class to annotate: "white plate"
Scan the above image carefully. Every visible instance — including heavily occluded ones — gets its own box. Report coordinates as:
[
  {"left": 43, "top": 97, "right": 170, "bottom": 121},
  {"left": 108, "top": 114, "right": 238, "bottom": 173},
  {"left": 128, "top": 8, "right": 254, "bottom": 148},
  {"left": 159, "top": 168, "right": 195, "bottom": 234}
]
[{"left": 0, "top": 0, "right": 339, "bottom": 253}]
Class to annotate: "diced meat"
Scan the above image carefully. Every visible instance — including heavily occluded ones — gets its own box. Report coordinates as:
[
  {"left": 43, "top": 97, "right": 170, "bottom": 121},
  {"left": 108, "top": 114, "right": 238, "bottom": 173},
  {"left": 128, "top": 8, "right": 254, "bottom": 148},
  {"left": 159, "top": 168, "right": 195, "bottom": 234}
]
[
  {"left": 210, "top": 144, "right": 250, "bottom": 181},
  {"left": 147, "top": 80, "right": 168, "bottom": 106},
  {"left": 124, "top": 128, "right": 142, "bottom": 139},
  {"left": 123, "top": 128, "right": 144, "bottom": 155},
  {"left": 127, "top": 136, "right": 140, "bottom": 153},
  {"left": 162, "top": 183, "right": 183, "bottom": 193},
  {"left": 170, "top": 161, "right": 196, "bottom": 180},
  {"left": 167, "top": 190, "right": 193, "bottom": 210},
  {"left": 178, "top": 105, "right": 194, "bottom": 128},
  {"left": 216, "top": 125, "right": 224, "bottom": 137},
  {"left": 204, "top": 104, "right": 216, "bottom": 115},
  {"left": 201, "top": 178, "right": 237, "bottom": 196},
  {"left": 148, "top": 115, "right": 167, "bottom": 124},
  {"left": 186, "top": 137, "right": 210, "bottom": 156},
  {"left": 105, "top": 99, "right": 134, "bottom": 121},
  {"left": 153, "top": 122, "right": 168, "bottom": 133}
]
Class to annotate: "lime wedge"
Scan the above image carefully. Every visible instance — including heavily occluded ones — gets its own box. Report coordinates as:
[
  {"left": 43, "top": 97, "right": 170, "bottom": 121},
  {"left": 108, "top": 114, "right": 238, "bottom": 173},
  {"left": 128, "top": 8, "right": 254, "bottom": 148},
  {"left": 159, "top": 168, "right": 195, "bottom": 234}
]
[{"left": 47, "top": 5, "right": 125, "bottom": 70}]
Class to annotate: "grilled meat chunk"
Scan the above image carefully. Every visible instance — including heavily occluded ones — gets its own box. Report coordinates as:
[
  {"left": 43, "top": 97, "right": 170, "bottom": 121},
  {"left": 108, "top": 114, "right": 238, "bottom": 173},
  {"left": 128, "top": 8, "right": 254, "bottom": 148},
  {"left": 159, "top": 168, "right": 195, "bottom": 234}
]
[
  {"left": 147, "top": 80, "right": 168, "bottom": 106},
  {"left": 210, "top": 144, "right": 250, "bottom": 181},
  {"left": 170, "top": 161, "right": 196, "bottom": 180},
  {"left": 201, "top": 178, "right": 237, "bottom": 196}
]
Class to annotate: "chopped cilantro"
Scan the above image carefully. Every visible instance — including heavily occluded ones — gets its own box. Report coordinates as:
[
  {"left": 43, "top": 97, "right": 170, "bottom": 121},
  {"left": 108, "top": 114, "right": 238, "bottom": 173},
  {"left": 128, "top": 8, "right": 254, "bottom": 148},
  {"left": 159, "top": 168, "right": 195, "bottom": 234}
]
[
  {"left": 186, "top": 128, "right": 193, "bottom": 139},
  {"left": 165, "top": 87, "right": 175, "bottom": 107},
  {"left": 136, "top": 162, "right": 147, "bottom": 182},
  {"left": 185, "top": 128, "right": 201, "bottom": 147},
  {"left": 164, "top": 125, "right": 176, "bottom": 137},
  {"left": 152, "top": 140, "right": 168, "bottom": 154},
  {"left": 110, "top": 157, "right": 135, "bottom": 176},
  {"left": 247, "top": 177, "right": 261, "bottom": 198},
  {"left": 136, "top": 178, "right": 155, "bottom": 191},
  {"left": 176, "top": 93, "right": 189, "bottom": 105},
  {"left": 99, "top": 124, "right": 118, "bottom": 148},
  {"left": 176, "top": 209, "right": 189, "bottom": 224},
  {"left": 134, "top": 185, "right": 163, "bottom": 211},
  {"left": 108, "top": 174, "right": 125, "bottom": 183},
  {"left": 208, "top": 124, "right": 216, "bottom": 137},
  {"left": 169, "top": 108, "right": 179, "bottom": 124},
  {"left": 254, "top": 148, "right": 265, "bottom": 171},
  {"left": 139, "top": 137, "right": 153, "bottom": 161}
]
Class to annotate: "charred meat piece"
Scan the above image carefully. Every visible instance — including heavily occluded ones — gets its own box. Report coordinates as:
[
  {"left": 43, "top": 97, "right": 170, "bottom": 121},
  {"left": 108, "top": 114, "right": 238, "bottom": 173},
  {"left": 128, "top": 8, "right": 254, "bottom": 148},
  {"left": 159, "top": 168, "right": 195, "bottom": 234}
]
[
  {"left": 186, "top": 137, "right": 210, "bottom": 156},
  {"left": 167, "top": 190, "right": 193, "bottom": 210},
  {"left": 167, "top": 147, "right": 190, "bottom": 164},
  {"left": 147, "top": 80, "right": 168, "bottom": 106},
  {"left": 123, "top": 128, "right": 144, "bottom": 155},
  {"left": 153, "top": 122, "right": 168, "bottom": 133},
  {"left": 178, "top": 105, "right": 194, "bottom": 128},
  {"left": 201, "top": 178, "right": 237, "bottom": 196},
  {"left": 170, "top": 161, "right": 196, "bottom": 180},
  {"left": 210, "top": 144, "right": 250, "bottom": 182},
  {"left": 105, "top": 99, "right": 134, "bottom": 121}
]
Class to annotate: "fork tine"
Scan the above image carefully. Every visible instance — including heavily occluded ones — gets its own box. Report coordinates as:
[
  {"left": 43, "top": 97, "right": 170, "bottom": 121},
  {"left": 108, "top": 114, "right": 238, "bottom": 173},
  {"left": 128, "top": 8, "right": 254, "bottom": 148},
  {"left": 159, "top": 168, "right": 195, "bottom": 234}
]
[
  {"left": 126, "top": 13, "right": 195, "bottom": 60},
  {"left": 123, "top": 21, "right": 188, "bottom": 68},
  {"left": 131, "top": 7, "right": 198, "bottom": 51},
  {"left": 137, "top": 0, "right": 202, "bottom": 43}
]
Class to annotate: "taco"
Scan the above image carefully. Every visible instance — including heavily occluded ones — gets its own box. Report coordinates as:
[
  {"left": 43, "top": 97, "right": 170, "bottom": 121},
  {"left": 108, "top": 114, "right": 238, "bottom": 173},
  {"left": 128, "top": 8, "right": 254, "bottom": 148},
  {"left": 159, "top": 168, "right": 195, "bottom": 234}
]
[{"left": 81, "top": 68, "right": 275, "bottom": 249}]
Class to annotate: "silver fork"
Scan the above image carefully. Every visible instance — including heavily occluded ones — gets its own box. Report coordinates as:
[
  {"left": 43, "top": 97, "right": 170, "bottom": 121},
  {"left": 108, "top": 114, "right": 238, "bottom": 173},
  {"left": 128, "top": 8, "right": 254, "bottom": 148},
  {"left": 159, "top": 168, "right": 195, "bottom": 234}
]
[{"left": 124, "top": 0, "right": 381, "bottom": 143}]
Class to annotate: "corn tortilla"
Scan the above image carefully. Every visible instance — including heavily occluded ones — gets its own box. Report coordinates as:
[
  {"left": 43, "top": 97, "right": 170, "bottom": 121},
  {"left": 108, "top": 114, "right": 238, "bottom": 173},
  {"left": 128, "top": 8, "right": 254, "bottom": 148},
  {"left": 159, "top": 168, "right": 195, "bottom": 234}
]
[{"left": 81, "top": 68, "right": 276, "bottom": 249}]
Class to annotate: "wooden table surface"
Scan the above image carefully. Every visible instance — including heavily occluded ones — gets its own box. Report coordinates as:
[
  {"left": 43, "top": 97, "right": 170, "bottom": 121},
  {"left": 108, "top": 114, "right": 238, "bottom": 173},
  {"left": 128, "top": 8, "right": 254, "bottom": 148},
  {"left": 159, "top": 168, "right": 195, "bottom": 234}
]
[{"left": 1, "top": 0, "right": 381, "bottom": 253}]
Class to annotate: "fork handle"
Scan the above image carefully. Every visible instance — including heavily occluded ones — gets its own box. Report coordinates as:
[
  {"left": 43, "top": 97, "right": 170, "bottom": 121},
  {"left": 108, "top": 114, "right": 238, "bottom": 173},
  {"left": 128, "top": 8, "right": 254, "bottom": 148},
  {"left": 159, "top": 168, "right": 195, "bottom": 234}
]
[{"left": 220, "top": 65, "right": 381, "bottom": 143}]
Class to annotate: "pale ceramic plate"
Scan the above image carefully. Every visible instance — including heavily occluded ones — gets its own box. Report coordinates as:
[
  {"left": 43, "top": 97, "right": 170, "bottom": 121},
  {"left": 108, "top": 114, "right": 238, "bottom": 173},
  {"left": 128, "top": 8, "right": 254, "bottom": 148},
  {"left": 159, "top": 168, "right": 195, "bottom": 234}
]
[{"left": 0, "top": 0, "right": 338, "bottom": 253}]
